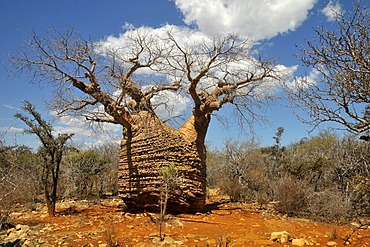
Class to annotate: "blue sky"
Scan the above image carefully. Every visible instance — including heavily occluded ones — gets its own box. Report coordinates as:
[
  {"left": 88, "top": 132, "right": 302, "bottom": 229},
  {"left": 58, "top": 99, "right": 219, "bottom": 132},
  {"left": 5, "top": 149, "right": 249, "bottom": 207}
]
[{"left": 0, "top": 0, "right": 365, "bottom": 149}]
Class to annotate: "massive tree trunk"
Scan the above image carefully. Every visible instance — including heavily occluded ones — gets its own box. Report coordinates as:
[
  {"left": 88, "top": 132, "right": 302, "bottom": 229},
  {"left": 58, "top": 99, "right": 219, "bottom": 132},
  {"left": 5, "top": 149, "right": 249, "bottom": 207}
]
[
  {"left": 118, "top": 111, "right": 209, "bottom": 212},
  {"left": 13, "top": 29, "right": 276, "bottom": 213}
]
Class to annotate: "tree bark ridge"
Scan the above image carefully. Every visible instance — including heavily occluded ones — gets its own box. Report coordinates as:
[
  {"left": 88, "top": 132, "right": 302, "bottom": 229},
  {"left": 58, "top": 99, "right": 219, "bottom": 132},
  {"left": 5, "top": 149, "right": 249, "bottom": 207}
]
[{"left": 118, "top": 112, "right": 207, "bottom": 212}]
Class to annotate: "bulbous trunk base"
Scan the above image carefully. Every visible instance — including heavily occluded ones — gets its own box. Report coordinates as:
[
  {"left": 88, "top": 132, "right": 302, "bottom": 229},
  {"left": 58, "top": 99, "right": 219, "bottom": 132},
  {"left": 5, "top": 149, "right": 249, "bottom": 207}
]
[{"left": 117, "top": 114, "right": 207, "bottom": 213}]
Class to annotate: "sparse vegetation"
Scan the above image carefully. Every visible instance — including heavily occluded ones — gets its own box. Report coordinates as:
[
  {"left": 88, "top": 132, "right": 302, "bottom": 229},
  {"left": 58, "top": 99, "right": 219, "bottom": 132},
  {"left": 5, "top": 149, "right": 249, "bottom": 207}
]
[
  {"left": 0, "top": 211, "right": 13, "bottom": 231},
  {"left": 1, "top": 1, "right": 368, "bottom": 245},
  {"left": 207, "top": 129, "right": 370, "bottom": 224},
  {"left": 103, "top": 216, "right": 119, "bottom": 247},
  {"left": 62, "top": 146, "right": 119, "bottom": 199},
  {"left": 215, "top": 234, "right": 232, "bottom": 247},
  {"left": 2, "top": 123, "right": 369, "bottom": 227},
  {"left": 1, "top": 128, "right": 370, "bottom": 245}
]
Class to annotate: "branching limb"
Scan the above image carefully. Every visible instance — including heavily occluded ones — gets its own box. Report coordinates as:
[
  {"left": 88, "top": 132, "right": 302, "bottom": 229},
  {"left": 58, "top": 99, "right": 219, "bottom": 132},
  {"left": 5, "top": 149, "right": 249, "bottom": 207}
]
[{"left": 285, "top": 2, "right": 370, "bottom": 135}]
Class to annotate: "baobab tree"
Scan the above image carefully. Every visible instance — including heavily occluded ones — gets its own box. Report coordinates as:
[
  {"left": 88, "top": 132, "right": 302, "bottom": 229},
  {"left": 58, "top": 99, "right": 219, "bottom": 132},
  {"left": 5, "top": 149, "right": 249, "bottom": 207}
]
[
  {"left": 284, "top": 1, "right": 370, "bottom": 140},
  {"left": 10, "top": 26, "right": 284, "bottom": 212}
]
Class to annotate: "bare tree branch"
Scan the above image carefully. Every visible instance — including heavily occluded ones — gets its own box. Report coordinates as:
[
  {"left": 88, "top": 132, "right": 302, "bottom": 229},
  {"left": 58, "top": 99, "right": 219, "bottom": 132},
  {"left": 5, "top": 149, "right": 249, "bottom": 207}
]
[
  {"left": 10, "top": 26, "right": 285, "bottom": 213},
  {"left": 283, "top": 1, "right": 370, "bottom": 135}
]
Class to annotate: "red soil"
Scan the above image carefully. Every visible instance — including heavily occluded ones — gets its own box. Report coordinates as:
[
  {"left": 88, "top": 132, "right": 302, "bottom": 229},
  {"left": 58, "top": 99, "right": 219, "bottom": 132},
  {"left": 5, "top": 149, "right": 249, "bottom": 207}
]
[{"left": 7, "top": 197, "right": 370, "bottom": 246}]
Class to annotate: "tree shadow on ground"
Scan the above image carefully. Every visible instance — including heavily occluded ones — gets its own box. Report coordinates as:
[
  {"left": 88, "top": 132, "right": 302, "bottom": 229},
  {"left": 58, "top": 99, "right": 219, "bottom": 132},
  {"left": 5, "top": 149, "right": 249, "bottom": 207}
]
[
  {"left": 203, "top": 199, "right": 231, "bottom": 214},
  {"left": 57, "top": 206, "right": 84, "bottom": 216}
]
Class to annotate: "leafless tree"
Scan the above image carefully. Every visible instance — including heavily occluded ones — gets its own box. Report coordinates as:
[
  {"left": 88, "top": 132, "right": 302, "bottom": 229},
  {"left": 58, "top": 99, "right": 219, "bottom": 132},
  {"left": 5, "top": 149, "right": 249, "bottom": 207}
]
[
  {"left": 283, "top": 1, "right": 370, "bottom": 139},
  {"left": 10, "top": 27, "right": 283, "bottom": 212}
]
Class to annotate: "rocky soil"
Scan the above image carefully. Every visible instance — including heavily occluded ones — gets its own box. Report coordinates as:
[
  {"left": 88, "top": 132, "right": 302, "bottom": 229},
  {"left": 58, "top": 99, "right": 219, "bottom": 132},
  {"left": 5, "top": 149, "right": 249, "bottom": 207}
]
[{"left": 1, "top": 195, "right": 370, "bottom": 246}]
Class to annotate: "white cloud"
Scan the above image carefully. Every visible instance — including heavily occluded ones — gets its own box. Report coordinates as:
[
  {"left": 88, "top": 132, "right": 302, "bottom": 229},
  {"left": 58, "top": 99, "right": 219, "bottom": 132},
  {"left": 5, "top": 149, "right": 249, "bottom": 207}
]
[
  {"left": 322, "top": 0, "right": 342, "bottom": 21},
  {"left": 301, "top": 68, "right": 320, "bottom": 86},
  {"left": 97, "top": 25, "right": 210, "bottom": 118},
  {"left": 150, "top": 90, "right": 191, "bottom": 120},
  {"left": 254, "top": 64, "right": 298, "bottom": 95},
  {"left": 97, "top": 24, "right": 210, "bottom": 63},
  {"left": 3, "top": 104, "right": 19, "bottom": 110},
  {"left": 51, "top": 113, "right": 122, "bottom": 147},
  {"left": 287, "top": 67, "right": 320, "bottom": 89},
  {"left": 54, "top": 114, "right": 91, "bottom": 136},
  {"left": 0, "top": 126, "right": 24, "bottom": 133},
  {"left": 97, "top": 23, "right": 300, "bottom": 122},
  {"left": 173, "top": 0, "right": 317, "bottom": 40}
]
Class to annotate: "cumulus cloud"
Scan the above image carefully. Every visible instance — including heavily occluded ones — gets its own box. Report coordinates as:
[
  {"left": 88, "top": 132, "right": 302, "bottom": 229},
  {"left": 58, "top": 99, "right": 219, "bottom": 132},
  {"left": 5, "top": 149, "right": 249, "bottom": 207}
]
[
  {"left": 286, "top": 67, "right": 320, "bottom": 90},
  {"left": 322, "top": 0, "right": 342, "bottom": 22},
  {"left": 150, "top": 91, "right": 191, "bottom": 120},
  {"left": 173, "top": 0, "right": 317, "bottom": 40},
  {"left": 299, "top": 68, "right": 320, "bottom": 86},
  {"left": 96, "top": 24, "right": 211, "bottom": 84},
  {"left": 253, "top": 64, "right": 298, "bottom": 95},
  {"left": 97, "top": 19, "right": 302, "bottom": 122},
  {"left": 97, "top": 24, "right": 210, "bottom": 62}
]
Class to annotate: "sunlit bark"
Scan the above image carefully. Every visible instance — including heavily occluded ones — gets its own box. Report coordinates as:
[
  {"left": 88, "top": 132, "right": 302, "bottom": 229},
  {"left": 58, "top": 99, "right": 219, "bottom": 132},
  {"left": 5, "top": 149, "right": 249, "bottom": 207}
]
[{"left": 10, "top": 28, "right": 278, "bottom": 212}]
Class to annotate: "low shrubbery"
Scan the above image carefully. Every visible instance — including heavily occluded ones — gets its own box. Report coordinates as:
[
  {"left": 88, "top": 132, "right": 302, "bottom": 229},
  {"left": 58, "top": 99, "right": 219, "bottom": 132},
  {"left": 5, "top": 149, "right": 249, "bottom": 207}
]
[
  {"left": 207, "top": 131, "right": 370, "bottom": 224},
  {"left": 0, "top": 139, "right": 119, "bottom": 213},
  {"left": 61, "top": 145, "right": 119, "bottom": 199},
  {"left": 306, "top": 188, "right": 352, "bottom": 224},
  {"left": 273, "top": 175, "right": 311, "bottom": 217},
  {"left": 1, "top": 129, "right": 369, "bottom": 224}
]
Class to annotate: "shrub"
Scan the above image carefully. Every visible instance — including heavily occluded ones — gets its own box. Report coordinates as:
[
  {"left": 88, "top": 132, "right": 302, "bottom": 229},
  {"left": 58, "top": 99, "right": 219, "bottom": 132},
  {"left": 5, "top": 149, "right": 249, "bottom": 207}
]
[
  {"left": 306, "top": 188, "right": 352, "bottom": 224},
  {"left": 0, "top": 145, "right": 40, "bottom": 211},
  {"left": 218, "top": 176, "right": 250, "bottom": 202},
  {"left": 62, "top": 145, "right": 119, "bottom": 199},
  {"left": 351, "top": 176, "right": 370, "bottom": 216},
  {"left": 274, "top": 175, "right": 312, "bottom": 216}
]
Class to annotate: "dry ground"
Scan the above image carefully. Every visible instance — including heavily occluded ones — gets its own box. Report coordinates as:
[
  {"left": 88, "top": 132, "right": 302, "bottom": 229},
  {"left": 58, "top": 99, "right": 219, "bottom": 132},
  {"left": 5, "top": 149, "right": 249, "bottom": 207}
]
[{"left": 3, "top": 194, "right": 370, "bottom": 247}]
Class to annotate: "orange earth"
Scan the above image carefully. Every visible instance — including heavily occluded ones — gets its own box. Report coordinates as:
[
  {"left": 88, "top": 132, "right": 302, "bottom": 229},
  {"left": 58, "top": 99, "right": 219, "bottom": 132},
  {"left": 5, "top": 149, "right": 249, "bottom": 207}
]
[{"left": 5, "top": 194, "right": 370, "bottom": 247}]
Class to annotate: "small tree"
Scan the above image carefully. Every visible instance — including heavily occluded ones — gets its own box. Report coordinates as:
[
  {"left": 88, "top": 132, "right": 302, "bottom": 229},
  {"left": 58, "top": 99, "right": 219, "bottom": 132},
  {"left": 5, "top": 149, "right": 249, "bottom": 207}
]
[
  {"left": 273, "top": 127, "right": 284, "bottom": 150},
  {"left": 15, "top": 101, "right": 73, "bottom": 216},
  {"left": 158, "top": 163, "right": 180, "bottom": 241},
  {"left": 284, "top": 1, "right": 370, "bottom": 139}
]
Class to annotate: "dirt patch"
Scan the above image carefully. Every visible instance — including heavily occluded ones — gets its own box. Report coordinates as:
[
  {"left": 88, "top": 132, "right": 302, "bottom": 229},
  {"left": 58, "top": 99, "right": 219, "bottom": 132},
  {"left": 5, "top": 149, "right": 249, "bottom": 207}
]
[{"left": 3, "top": 198, "right": 370, "bottom": 246}]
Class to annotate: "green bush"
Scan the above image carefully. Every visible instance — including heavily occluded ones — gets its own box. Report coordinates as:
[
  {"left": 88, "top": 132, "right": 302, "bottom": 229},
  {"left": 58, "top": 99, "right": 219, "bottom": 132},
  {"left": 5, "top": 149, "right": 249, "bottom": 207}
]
[{"left": 62, "top": 146, "right": 119, "bottom": 199}]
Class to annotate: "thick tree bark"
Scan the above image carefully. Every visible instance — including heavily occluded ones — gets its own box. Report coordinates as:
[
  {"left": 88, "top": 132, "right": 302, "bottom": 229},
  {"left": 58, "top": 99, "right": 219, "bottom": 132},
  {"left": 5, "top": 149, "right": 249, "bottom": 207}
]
[
  {"left": 118, "top": 111, "right": 209, "bottom": 212},
  {"left": 12, "top": 29, "right": 275, "bottom": 213}
]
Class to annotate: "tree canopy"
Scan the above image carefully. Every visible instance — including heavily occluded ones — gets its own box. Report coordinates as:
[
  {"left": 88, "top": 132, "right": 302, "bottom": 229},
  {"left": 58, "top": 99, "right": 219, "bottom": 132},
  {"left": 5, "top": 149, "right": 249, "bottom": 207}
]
[{"left": 10, "top": 26, "right": 286, "bottom": 133}]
